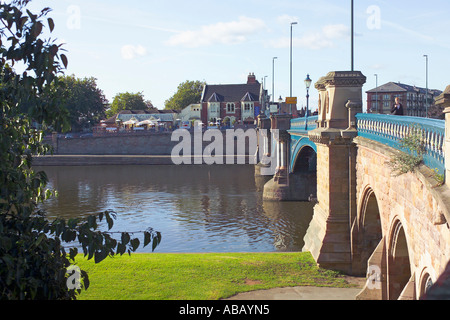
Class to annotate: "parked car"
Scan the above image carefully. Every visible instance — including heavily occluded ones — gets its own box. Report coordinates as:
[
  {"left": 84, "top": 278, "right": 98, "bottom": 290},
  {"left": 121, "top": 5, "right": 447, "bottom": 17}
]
[{"left": 80, "top": 133, "right": 93, "bottom": 138}]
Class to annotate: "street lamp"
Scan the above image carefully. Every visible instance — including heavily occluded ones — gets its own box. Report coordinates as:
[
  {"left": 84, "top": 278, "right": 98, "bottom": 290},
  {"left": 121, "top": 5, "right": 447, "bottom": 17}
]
[
  {"left": 424, "top": 54, "right": 429, "bottom": 118},
  {"left": 290, "top": 22, "right": 298, "bottom": 97},
  {"left": 304, "top": 74, "right": 312, "bottom": 129},
  {"left": 374, "top": 74, "right": 378, "bottom": 113},
  {"left": 290, "top": 21, "right": 298, "bottom": 115},
  {"left": 272, "top": 57, "right": 278, "bottom": 103}
]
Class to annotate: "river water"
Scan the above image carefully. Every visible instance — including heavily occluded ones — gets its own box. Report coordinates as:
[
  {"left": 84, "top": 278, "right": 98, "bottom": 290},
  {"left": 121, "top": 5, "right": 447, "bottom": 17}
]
[{"left": 36, "top": 165, "right": 314, "bottom": 253}]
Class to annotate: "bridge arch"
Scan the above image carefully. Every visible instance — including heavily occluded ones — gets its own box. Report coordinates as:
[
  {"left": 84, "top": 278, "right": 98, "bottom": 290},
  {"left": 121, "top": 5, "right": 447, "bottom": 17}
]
[
  {"left": 290, "top": 136, "right": 317, "bottom": 173},
  {"left": 354, "top": 186, "right": 383, "bottom": 273},
  {"left": 292, "top": 145, "right": 317, "bottom": 174},
  {"left": 387, "top": 218, "right": 412, "bottom": 300}
]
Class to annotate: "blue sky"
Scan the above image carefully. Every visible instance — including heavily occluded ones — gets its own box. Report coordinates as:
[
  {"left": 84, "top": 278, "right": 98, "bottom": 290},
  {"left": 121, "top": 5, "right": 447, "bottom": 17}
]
[{"left": 27, "top": 0, "right": 450, "bottom": 112}]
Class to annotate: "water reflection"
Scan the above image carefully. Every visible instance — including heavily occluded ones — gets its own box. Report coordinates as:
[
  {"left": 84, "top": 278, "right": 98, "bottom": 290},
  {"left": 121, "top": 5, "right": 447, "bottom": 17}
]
[{"left": 35, "top": 165, "right": 314, "bottom": 253}]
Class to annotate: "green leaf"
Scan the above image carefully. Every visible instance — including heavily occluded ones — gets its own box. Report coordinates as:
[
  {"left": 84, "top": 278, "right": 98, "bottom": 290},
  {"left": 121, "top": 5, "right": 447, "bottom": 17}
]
[
  {"left": 121, "top": 232, "right": 130, "bottom": 245},
  {"left": 130, "top": 238, "right": 140, "bottom": 252},
  {"left": 60, "top": 54, "right": 68, "bottom": 69},
  {"left": 34, "top": 233, "right": 46, "bottom": 247},
  {"left": 143, "top": 231, "right": 151, "bottom": 247},
  {"left": 105, "top": 212, "right": 114, "bottom": 230},
  {"left": 47, "top": 17, "right": 54, "bottom": 32}
]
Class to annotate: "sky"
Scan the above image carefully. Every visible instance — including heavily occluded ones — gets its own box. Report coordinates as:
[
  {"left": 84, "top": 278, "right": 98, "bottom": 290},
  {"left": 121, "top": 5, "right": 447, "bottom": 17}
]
[{"left": 26, "top": 0, "right": 450, "bottom": 112}]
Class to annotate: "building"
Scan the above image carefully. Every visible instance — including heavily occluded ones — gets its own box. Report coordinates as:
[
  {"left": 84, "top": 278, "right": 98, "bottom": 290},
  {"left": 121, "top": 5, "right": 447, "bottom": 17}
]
[
  {"left": 178, "top": 104, "right": 202, "bottom": 125},
  {"left": 366, "top": 82, "right": 442, "bottom": 117},
  {"left": 97, "top": 109, "right": 179, "bottom": 133},
  {"left": 200, "top": 73, "right": 269, "bottom": 126}
]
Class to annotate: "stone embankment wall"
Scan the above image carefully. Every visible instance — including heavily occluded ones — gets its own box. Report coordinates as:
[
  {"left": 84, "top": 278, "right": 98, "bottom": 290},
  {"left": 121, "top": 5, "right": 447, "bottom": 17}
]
[{"left": 35, "top": 131, "right": 256, "bottom": 166}]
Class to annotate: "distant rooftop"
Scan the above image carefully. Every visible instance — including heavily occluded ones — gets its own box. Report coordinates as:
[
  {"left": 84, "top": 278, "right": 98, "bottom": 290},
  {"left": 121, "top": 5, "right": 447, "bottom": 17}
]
[{"left": 367, "top": 82, "right": 442, "bottom": 95}]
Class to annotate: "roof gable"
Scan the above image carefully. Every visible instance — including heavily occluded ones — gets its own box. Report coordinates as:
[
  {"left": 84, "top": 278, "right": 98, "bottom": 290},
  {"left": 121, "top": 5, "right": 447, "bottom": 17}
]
[
  {"left": 241, "top": 91, "right": 258, "bottom": 102},
  {"left": 208, "top": 92, "right": 223, "bottom": 102}
]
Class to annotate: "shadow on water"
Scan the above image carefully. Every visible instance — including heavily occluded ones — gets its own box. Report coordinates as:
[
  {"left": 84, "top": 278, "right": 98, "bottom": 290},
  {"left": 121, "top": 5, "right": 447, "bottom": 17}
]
[{"left": 35, "top": 165, "right": 314, "bottom": 253}]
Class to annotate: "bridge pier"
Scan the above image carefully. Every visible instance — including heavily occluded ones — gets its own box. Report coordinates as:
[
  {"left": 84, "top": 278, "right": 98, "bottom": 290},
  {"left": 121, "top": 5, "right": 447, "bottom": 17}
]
[
  {"left": 302, "top": 71, "right": 366, "bottom": 274},
  {"left": 262, "top": 114, "right": 294, "bottom": 201},
  {"left": 254, "top": 114, "right": 274, "bottom": 190}
]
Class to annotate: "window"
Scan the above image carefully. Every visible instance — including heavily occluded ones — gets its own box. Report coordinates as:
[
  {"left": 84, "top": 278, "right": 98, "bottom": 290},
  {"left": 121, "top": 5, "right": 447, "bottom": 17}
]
[
  {"left": 244, "top": 103, "right": 253, "bottom": 112},
  {"left": 227, "top": 103, "right": 235, "bottom": 113},
  {"left": 209, "top": 102, "right": 219, "bottom": 113}
]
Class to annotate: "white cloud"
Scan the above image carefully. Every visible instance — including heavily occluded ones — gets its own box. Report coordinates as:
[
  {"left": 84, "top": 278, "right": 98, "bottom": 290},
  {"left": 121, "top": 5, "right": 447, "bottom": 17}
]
[
  {"left": 269, "top": 24, "right": 349, "bottom": 50},
  {"left": 165, "top": 16, "right": 266, "bottom": 48},
  {"left": 121, "top": 45, "right": 147, "bottom": 60}
]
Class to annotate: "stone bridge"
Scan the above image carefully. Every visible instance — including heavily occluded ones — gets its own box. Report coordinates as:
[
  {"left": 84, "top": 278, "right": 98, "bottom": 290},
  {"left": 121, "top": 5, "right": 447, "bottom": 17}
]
[{"left": 255, "top": 71, "right": 450, "bottom": 300}]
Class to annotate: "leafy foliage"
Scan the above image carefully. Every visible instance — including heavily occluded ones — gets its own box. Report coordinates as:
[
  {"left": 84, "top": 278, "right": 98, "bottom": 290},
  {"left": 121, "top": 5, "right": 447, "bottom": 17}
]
[
  {"left": 388, "top": 124, "right": 426, "bottom": 176},
  {"left": 0, "top": 1, "right": 160, "bottom": 300},
  {"left": 164, "top": 80, "right": 205, "bottom": 111},
  {"left": 51, "top": 75, "right": 108, "bottom": 131},
  {"left": 106, "top": 91, "right": 151, "bottom": 118}
]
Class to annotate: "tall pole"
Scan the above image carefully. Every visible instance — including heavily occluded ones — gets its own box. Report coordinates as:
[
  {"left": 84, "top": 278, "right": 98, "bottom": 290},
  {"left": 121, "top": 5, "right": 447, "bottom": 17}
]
[
  {"left": 272, "top": 57, "right": 277, "bottom": 103},
  {"left": 290, "top": 22, "right": 297, "bottom": 115},
  {"left": 424, "top": 54, "right": 429, "bottom": 118},
  {"left": 374, "top": 74, "right": 378, "bottom": 113},
  {"left": 351, "top": 0, "right": 354, "bottom": 71}
]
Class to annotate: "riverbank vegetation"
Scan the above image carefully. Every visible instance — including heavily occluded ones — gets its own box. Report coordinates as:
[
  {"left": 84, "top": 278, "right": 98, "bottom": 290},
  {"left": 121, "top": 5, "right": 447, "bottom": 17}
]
[{"left": 74, "top": 252, "right": 358, "bottom": 300}]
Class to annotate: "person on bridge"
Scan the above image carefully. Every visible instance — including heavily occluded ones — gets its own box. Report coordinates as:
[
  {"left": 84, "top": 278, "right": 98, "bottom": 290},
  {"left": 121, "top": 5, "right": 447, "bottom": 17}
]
[{"left": 391, "top": 97, "right": 404, "bottom": 115}]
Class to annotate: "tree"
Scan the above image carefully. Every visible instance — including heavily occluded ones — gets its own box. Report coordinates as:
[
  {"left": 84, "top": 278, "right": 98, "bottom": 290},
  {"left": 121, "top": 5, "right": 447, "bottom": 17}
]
[
  {"left": 106, "top": 91, "right": 150, "bottom": 118},
  {"left": 0, "top": 1, "right": 160, "bottom": 300},
  {"left": 54, "top": 75, "right": 108, "bottom": 131},
  {"left": 164, "top": 80, "right": 205, "bottom": 111}
]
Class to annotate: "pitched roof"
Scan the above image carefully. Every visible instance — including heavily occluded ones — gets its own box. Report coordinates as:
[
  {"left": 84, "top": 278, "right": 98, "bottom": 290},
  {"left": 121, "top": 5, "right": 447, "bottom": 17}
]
[
  {"left": 367, "top": 82, "right": 442, "bottom": 95},
  {"left": 202, "top": 82, "right": 262, "bottom": 103}
]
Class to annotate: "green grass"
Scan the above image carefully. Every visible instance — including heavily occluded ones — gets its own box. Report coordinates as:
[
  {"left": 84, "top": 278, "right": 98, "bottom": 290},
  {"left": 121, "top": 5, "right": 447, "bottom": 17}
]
[{"left": 73, "top": 252, "right": 357, "bottom": 300}]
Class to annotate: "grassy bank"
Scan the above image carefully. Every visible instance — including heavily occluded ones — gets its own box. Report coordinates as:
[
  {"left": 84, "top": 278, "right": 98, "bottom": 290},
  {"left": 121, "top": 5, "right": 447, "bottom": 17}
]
[{"left": 74, "top": 252, "right": 359, "bottom": 300}]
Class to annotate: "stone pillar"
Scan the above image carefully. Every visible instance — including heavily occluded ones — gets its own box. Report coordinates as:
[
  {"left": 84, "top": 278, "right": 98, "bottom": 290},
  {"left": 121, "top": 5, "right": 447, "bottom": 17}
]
[
  {"left": 302, "top": 71, "right": 366, "bottom": 274},
  {"left": 255, "top": 113, "right": 273, "bottom": 178},
  {"left": 262, "top": 114, "right": 292, "bottom": 201},
  {"left": 436, "top": 85, "right": 450, "bottom": 185}
]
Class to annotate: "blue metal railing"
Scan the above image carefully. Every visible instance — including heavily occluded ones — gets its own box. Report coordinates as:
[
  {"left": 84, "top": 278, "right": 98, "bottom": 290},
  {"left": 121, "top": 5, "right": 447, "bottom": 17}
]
[
  {"left": 356, "top": 113, "right": 445, "bottom": 174},
  {"left": 289, "top": 115, "right": 319, "bottom": 134}
]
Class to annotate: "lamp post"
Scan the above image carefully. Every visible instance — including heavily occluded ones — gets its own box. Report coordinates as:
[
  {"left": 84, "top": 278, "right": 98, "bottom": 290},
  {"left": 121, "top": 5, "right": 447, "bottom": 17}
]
[
  {"left": 424, "top": 54, "right": 429, "bottom": 118},
  {"left": 351, "top": 0, "right": 354, "bottom": 71},
  {"left": 304, "top": 74, "right": 312, "bottom": 129},
  {"left": 290, "top": 22, "right": 298, "bottom": 115},
  {"left": 272, "top": 57, "right": 278, "bottom": 103},
  {"left": 374, "top": 74, "right": 378, "bottom": 113},
  {"left": 290, "top": 22, "right": 298, "bottom": 98}
]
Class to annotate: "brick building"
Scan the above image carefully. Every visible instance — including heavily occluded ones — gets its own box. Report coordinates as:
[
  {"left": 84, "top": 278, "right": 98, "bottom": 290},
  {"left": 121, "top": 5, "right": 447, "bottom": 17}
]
[
  {"left": 367, "top": 82, "right": 442, "bottom": 117},
  {"left": 200, "top": 73, "right": 269, "bottom": 126}
]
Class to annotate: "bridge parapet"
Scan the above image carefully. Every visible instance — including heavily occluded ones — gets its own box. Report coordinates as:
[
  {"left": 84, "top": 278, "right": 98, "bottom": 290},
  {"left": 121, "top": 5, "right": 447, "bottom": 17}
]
[
  {"left": 356, "top": 113, "right": 445, "bottom": 175},
  {"left": 289, "top": 115, "right": 319, "bottom": 134}
]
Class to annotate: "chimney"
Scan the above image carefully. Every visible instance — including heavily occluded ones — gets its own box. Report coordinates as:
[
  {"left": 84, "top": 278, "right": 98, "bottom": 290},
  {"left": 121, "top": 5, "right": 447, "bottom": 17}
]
[{"left": 247, "top": 72, "right": 256, "bottom": 84}]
